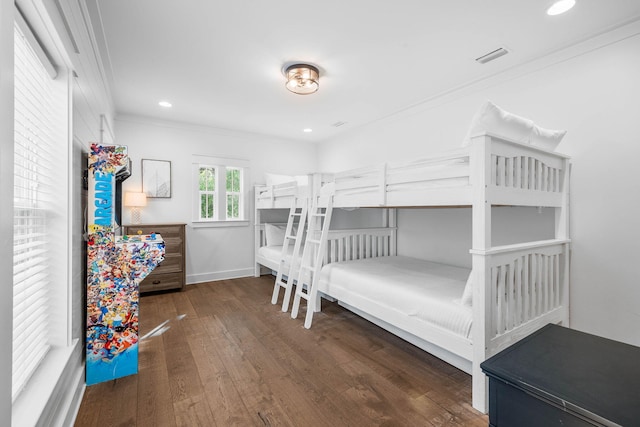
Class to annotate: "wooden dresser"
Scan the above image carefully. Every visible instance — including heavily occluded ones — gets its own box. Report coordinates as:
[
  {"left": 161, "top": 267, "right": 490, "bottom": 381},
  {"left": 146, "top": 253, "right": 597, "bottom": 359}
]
[{"left": 123, "top": 223, "right": 186, "bottom": 293}]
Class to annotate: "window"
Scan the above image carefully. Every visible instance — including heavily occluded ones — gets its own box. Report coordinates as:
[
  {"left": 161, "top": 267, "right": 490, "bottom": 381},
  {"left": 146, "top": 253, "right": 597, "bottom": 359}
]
[
  {"left": 199, "top": 166, "right": 216, "bottom": 219},
  {"left": 226, "top": 167, "right": 242, "bottom": 219},
  {"left": 192, "top": 155, "right": 249, "bottom": 226},
  {"left": 13, "top": 17, "right": 69, "bottom": 401}
]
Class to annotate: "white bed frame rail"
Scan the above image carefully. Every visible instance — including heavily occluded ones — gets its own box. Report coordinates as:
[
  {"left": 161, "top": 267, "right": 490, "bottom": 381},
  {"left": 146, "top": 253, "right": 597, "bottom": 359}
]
[
  {"left": 321, "top": 133, "right": 570, "bottom": 210},
  {"left": 255, "top": 172, "right": 333, "bottom": 209},
  {"left": 323, "top": 227, "right": 396, "bottom": 263},
  {"left": 255, "top": 225, "right": 397, "bottom": 276},
  {"left": 471, "top": 239, "right": 570, "bottom": 352},
  {"left": 485, "top": 134, "right": 569, "bottom": 207}
]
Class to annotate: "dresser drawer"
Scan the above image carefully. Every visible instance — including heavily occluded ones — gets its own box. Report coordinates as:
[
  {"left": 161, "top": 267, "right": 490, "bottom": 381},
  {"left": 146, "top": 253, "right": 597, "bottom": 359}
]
[
  {"left": 152, "top": 253, "right": 182, "bottom": 274},
  {"left": 140, "top": 272, "right": 184, "bottom": 292},
  {"left": 125, "top": 224, "right": 183, "bottom": 238},
  {"left": 124, "top": 223, "right": 186, "bottom": 293},
  {"left": 162, "top": 237, "right": 183, "bottom": 254}
]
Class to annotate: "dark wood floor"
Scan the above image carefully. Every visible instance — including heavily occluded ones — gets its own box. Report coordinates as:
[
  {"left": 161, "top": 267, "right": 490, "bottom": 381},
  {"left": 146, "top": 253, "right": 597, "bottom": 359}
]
[{"left": 75, "top": 275, "right": 488, "bottom": 426}]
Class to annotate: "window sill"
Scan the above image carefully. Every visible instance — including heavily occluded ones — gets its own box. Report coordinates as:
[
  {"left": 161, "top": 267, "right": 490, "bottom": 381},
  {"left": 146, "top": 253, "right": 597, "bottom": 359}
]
[
  {"left": 191, "top": 220, "right": 250, "bottom": 228},
  {"left": 12, "top": 339, "right": 80, "bottom": 427}
]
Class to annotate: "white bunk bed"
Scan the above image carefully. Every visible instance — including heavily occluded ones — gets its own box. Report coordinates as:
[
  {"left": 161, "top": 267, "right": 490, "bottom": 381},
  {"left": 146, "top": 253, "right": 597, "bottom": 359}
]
[
  {"left": 254, "top": 172, "right": 332, "bottom": 275},
  {"left": 292, "top": 125, "right": 571, "bottom": 413}
]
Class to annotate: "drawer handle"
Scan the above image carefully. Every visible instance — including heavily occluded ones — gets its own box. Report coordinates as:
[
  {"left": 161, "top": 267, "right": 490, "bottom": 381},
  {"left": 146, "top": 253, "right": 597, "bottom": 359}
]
[{"left": 152, "top": 280, "right": 161, "bottom": 284}]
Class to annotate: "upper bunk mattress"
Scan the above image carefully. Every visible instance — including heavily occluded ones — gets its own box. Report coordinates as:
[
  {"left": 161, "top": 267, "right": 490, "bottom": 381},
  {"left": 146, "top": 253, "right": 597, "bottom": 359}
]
[{"left": 318, "top": 256, "right": 472, "bottom": 338}]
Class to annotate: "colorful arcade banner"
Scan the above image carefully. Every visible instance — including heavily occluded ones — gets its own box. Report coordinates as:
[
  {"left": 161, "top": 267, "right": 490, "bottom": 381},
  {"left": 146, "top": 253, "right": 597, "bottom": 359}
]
[{"left": 86, "top": 144, "right": 165, "bottom": 385}]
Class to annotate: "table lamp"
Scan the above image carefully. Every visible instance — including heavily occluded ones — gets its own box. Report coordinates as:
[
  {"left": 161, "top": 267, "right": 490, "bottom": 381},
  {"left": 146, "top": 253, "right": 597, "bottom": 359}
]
[{"left": 124, "top": 192, "right": 147, "bottom": 224}]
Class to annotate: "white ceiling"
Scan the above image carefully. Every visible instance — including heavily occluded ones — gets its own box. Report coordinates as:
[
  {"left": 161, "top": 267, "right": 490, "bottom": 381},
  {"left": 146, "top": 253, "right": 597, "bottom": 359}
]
[{"left": 87, "top": 0, "right": 640, "bottom": 142}]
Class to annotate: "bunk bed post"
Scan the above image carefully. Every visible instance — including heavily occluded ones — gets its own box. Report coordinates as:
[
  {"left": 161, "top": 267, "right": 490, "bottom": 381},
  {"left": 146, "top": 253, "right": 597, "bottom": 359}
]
[
  {"left": 387, "top": 208, "right": 398, "bottom": 256},
  {"left": 470, "top": 134, "right": 493, "bottom": 413},
  {"left": 254, "top": 187, "right": 262, "bottom": 277},
  {"left": 556, "top": 160, "right": 571, "bottom": 326},
  {"left": 379, "top": 163, "right": 387, "bottom": 205}
]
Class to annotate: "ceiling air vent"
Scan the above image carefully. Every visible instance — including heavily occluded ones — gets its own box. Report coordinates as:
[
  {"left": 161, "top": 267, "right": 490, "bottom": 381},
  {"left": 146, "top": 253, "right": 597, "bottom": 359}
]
[
  {"left": 332, "top": 121, "right": 347, "bottom": 127},
  {"left": 475, "top": 47, "right": 509, "bottom": 64}
]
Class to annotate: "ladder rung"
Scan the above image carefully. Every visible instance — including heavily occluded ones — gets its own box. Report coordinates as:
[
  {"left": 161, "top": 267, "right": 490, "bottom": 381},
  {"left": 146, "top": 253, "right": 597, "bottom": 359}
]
[
  {"left": 290, "top": 213, "right": 302, "bottom": 217},
  {"left": 285, "top": 235, "right": 297, "bottom": 239},
  {"left": 311, "top": 213, "right": 326, "bottom": 217},
  {"left": 307, "top": 239, "right": 321, "bottom": 244}
]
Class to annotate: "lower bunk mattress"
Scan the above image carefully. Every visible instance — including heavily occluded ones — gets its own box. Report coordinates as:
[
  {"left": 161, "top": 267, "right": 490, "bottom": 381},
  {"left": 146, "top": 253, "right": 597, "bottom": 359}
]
[
  {"left": 257, "top": 245, "right": 298, "bottom": 270},
  {"left": 318, "top": 256, "right": 473, "bottom": 338}
]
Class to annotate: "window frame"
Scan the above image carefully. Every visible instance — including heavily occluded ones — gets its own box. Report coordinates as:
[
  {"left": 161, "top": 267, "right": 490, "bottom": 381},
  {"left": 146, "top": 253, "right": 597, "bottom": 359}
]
[
  {"left": 198, "top": 165, "right": 217, "bottom": 220},
  {"left": 11, "top": 3, "right": 75, "bottom": 424},
  {"left": 191, "top": 155, "right": 249, "bottom": 227},
  {"left": 225, "top": 166, "right": 242, "bottom": 220}
]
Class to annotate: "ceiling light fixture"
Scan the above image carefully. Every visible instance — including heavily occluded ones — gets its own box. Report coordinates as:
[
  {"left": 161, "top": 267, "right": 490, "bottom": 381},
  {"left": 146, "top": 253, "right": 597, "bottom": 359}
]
[
  {"left": 303, "top": 128, "right": 313, "bottom": 133},
  {"left": 547, "top": 0, "right": 575, "bottom": 15},
  {"left": 158, "top": 100, "right": 172, "bottom": 108},
  {"left": 284, "top": 63, "right": 319, "bottom": 95}
]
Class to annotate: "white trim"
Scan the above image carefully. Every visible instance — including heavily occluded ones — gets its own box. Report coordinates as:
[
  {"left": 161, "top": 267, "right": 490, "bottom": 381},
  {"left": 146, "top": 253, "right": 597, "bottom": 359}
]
[
  {"left": 14, "top": 6, "right": 57, "bottom": 78},
  {"left": 187, "top": 268, "right": 255, "bottom": 284},
  {"left": 192, "top": 155, "right": 250, "bottom": 223},
  {"left": 191, "top": 220, "right": 250, "bottom": 228},
  {"left": 192, "top": 154, "right": 249, "bottom": 169},
  {"left": 11, "top": 340, "right": 80, "bottom": 427}
]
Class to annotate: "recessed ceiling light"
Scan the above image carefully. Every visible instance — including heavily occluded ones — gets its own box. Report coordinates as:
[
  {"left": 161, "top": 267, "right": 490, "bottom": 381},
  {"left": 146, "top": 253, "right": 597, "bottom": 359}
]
[
  {"left": 547, "top": 0, "right": 575, "bottom": 16},
  {"left": 158, "top": 100, "right": 172, "bottom": 108},
  {"left": 303, "top": 128, "right": 313, "bottom": 133}
]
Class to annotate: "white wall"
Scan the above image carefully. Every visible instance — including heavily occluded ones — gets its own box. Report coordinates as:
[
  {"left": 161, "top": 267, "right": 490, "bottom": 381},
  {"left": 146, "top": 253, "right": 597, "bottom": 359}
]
[
  {"left": 0, "top": 0, "right": 14, "bottom": 423},
  {"left": 318, "top": 22, "right": 640, "bottom": 346},
  {"left": 117, "top": 116, "right": 317, "bottom": 283}
]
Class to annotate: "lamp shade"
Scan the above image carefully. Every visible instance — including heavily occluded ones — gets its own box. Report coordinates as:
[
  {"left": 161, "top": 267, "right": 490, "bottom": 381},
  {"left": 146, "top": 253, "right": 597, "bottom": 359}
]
[{"left": 124, "top": 192, "right": 147, "bottom": 207}]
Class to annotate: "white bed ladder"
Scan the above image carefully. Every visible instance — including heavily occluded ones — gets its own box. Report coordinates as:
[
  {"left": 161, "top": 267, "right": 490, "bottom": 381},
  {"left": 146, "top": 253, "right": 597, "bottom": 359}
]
[
  {"left": 291, "top": 196, "right": 334, "bottom": 329},
  {"left": 271, "top": 197, "right": 308, "bottom": 312}
]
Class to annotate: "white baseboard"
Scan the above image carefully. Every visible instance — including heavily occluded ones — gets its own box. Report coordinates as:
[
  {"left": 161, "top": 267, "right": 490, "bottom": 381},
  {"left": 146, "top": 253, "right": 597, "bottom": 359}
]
[
  {"left": 187, "top": 267, "right": 255, "bottom": 284},
  {"left": 60, "top": 365, "right": 85, "bottom": 427}
]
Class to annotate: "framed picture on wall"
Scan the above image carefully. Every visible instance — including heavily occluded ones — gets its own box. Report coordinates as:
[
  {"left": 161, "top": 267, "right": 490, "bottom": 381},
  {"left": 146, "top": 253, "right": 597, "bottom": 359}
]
[{"left": 142, "top": 159, "right": 171, "bottom": 198}]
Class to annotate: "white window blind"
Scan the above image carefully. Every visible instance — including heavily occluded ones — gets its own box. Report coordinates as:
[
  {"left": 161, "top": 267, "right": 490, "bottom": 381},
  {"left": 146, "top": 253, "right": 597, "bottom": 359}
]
[{"left": 12, "top": 22, "right": 61, "bottom": 401}]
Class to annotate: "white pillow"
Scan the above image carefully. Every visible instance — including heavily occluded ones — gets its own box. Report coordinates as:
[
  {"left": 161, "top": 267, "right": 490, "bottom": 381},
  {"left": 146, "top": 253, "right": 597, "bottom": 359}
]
[
  {"left": 265, "top": 172, "right": 296, "bottom": 187},
  {"left": 264, "top": 223, "right": 297, "bottom": 246},
  {"left": 264, "top": 223, "right": 286, "bottom": 246},
  {"left": 462, "top": 101, "right": 534, "bottom": 147},
  {"left": 460, "top": 273, "right": 473, "bottom": 307},
  {"left": 530, "top": 124, "right": 567, "bottom": 151},
  {"left": 294, "top": 175, "right": 309, "bottom": 186}
]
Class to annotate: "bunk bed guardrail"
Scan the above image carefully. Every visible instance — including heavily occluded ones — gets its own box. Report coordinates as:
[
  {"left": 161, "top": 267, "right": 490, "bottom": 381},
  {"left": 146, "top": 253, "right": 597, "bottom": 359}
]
[
  {"left": 485, "top": 134, "right": 569, "bottom": 207},
  {"left": 471, "top": 238, "right": 570, "bottom": 355},
  {"left": 320, "top": 133, "right": 570, "bottom": 209},
  {"left": 255, "top": 172, "right": 335, "bottom": 209},
  {"left": 322, "top": 227, "right": 396, "bottom": 263},
  {"left": 256, "top": 224, "right": 397, "bottom": 272}
]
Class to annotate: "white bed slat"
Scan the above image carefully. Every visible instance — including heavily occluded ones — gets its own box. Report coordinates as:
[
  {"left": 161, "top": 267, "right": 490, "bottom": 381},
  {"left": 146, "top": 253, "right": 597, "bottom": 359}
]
[
  {"left": 506, "top": 157, "right": 513, "bottom": 188},
  {"left": 508, "top": 261, "right": 515, "bottom": 330}
]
